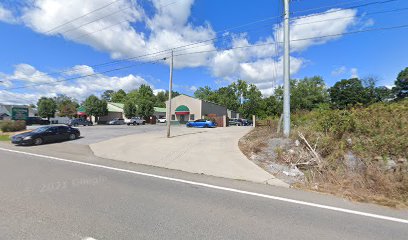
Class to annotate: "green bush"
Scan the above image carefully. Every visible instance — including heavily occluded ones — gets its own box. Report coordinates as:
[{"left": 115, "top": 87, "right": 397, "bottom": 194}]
[
  {"left": 292, "top": 99, "right": 408, "bottom": 159},
  {"left": 0, "top": 120, "right": 26, "bottom": 132}
]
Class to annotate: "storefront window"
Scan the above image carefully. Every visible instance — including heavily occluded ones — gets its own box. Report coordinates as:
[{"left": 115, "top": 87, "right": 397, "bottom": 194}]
[
  {"left": 190, "top": 114, "right": 195, "bottom": 120},
  {"left": 171, "top": 114, "right": 176, "bottom": 120}
]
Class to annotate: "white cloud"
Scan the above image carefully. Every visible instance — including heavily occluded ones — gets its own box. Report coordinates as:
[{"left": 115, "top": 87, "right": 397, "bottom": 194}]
[
  {"left": 350, "top": 68, "right": 359, "bottom": 78},
  {"left": 0, "top": 2, "right": 363, "bottom": 98},
  {"left": 189, "top": 86, "right": 198, "bottom": 92},
  {"left": 0, "top": 64, "right": 153, "bottom": 104},
  {"left": 275, "top": 8, "right": 357, "bottom": 52},
  {"left": 331, "top": 66, "right": 347, "bottom": 76},
  {"left": 15, "top": 0, "right": 215, "bottom": 68},
  {"left": 153, "top": 89, "right": 165, "bottom": 95},
  {"left": 0, "top": 4, "right": 18, "bottom": 24}
]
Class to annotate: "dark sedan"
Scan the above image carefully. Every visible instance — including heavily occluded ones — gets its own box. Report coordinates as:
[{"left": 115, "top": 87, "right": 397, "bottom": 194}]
[{"left": 11, "top": 126, "right": 80, "bottom": 145}]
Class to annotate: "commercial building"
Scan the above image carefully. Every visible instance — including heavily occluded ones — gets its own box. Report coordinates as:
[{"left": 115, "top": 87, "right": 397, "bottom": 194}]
[
  {"left": 83, "top": 102, "right": 166, "bottom": 123},
  {"left": 0, "top": 104, "right": 36, "bottom": 120},
  {"left": 166, "top": 94, "right": 229, "bottom": 124}
]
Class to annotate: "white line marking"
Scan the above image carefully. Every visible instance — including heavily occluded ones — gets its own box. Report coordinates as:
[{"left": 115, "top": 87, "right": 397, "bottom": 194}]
[{"left": 1, "top": 147, "right": 408, "bottom": 224}]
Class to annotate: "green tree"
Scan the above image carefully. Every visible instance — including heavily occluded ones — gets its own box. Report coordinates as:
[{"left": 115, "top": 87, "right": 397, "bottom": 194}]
[
  {"left": 83, "top": 95, "right": 108, "bottom": 122},
  {"left": 329, "top": 78, "right": 371, "bottom": 109},
  {"left": 111, "top": 89, "right": 127, "bottom": 103},
  {"left": 214, "top": 86, "right": 240, "bottom": 111},
  {"left": 239, "top": 84, "right": 265, "bottom": 118},
  {"left": 101, "top": 90, "right": 115, "bottom": 101},
  {"left": 37, "top": 97, "right": 57, "bottom": 120},
  {"left": 291, "top": 76, "right": 329, "bottom": 111},
  {"left": 58, "top": 100, "right": 78, "bottom": 117},
  {"left": 375, "top": 86, "right": 394, "bottom": 102},
  {"left": 263, "top": 95, "right": 282, "bottom": 116},
  {"left": 394, "top": 67, "right": 408, "bottom": 99},
  {"left": 124, "top": 100, "right": 137, "bottom": 119},
  {"left": 53, "top": 94, "right": 78, "bottom": 117},
  {"left": 136, "top": 85, "right": 155, "bottom": 118},
  {"left": 154, "top": 91, "right": 167, "bottom": 108},
  {"left": 194, "top": 86, "right": 216, "bottom": 102}
]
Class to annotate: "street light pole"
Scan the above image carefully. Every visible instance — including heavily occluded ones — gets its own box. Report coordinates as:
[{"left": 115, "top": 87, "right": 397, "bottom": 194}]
[
  {"left": 166, "top": 50, "right": 174, "bottom": 138},
  {"left": 283, "top": 0, "right": 291, "bottom": 137}
]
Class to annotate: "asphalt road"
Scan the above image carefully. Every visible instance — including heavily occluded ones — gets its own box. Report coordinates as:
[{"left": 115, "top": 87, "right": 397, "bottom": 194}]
[
  {"left": 1, "top": 148, "right": 407, "bottom": 240},
  {"left": 27, "top": 124, "right": 167, "bottom": 145}
]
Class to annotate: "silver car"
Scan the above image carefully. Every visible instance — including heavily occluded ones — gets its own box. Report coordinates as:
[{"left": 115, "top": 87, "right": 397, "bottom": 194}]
[{"left": 108, "top": 118, "right": 125, "bottom": 125}]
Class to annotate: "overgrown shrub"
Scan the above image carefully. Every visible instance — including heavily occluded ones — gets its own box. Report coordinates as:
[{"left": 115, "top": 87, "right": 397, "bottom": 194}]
[
  {"left": 287, "top": 99, "right": 408, "bottom": 207},
  {"left": 0, "top": 120, "right": 26, "bottom": 132}
]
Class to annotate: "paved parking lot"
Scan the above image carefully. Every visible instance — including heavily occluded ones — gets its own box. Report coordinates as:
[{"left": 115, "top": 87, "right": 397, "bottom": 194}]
[
  {"left": 75, "top": 124, "right": 167, "bottom": 144},
  {"left": 27, "top": 124, "right": 167, "bottom": 145}
]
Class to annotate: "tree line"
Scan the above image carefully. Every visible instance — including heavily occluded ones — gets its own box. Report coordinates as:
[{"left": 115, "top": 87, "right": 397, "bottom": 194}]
[
  {"left": 32, "top": 66, "right": 407, "bottom": 120},
  {"left": 193, "top": 67, "right": 408, "bottom": 118},
  {"left": 34, "top": 84, "right": 180, "bottom": 121}
]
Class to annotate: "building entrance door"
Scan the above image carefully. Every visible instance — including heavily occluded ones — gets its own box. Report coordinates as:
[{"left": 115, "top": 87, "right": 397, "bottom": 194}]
[{"left": 179, "top": 114, "right": 186, "bottom": 124}]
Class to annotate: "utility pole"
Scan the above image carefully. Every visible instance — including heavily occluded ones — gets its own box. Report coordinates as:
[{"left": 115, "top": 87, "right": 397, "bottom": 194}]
[
  {"left": 166, "top": 50, "right": 174, "bottom": 138},
  {"left": 283, "top": 0, "right": 291, "bottom": 137}
]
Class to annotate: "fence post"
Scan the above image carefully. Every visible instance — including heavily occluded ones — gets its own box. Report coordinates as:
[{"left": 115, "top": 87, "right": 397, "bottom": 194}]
[
  {"left": 223, "top": 115, "right": 227, "bottom": 127},
  {"left": 252, "top": 115, "right": 256, "bottom": 127}
]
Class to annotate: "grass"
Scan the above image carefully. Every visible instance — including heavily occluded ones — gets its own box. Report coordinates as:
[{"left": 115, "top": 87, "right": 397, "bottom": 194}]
[
  {"left": 241, "top": 99, "right": 408, "bottom": 208},
  {"left": 0, "top": 135, "right": 10, "bottom": 141}
]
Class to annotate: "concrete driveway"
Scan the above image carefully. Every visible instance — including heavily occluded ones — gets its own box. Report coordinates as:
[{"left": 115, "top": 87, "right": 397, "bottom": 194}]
[{"left": 90, "top": 126, "right": 288, "bottom": 186}]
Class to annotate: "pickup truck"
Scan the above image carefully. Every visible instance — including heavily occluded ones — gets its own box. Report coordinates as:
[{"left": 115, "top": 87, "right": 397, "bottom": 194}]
[{"left": 125, "top": 117, "right": 146, "bottom": 126}]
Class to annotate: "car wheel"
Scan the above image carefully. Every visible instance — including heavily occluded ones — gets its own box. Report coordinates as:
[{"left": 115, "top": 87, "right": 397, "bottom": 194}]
[
  {"left": 133, "top": 122, "right": 136, "bottom": 126},
  {"left": 68, "top": 133, "right": 76, "bottom": 140},
  {"left": 34, "top": 138, "right": 43, "bottom": 145},
  {"left": 142, "top": 122, "right": 145, "bottom": 125}
]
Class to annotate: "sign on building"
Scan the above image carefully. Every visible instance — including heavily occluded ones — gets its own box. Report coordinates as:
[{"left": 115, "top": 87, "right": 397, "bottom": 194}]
[{"left": 11, "top": 107, "right": 29, "bottom": 120}]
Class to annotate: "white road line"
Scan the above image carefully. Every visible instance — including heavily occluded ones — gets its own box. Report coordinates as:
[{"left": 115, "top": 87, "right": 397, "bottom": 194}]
[{"left": 1, "top": 147, "right": 408, "bottom": 224}]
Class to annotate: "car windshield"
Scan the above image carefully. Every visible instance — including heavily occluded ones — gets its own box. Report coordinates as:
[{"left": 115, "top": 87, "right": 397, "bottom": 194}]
[{"left": 31, "top": 127, "right": 50, "bottom": 133}]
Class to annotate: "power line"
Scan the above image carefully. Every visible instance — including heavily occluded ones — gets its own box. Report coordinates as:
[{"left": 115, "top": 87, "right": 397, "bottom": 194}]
[
  {"left": 1, "top": 58, "right": 166, "bottom": 91},
  {"left": 58, "top": 6, "right": 133, "bottom": 35},
  {"left": 292, "top": 0, "right": 398, "bottom": 20},
  {"left": 292, "top": 7, "right": 408, "bottom": 26},
  {"left": 11, "top": 1, "right": 405, "bottom": 82},
  {"left": 44, "top": 0, "right": 123, "bottom": 34},
  {"left": 52, "top": 0, "right": 179, "bottom": 36},
  {"left": 291, "top": 0, "right": 366, "bottom": 15},
  {"left": 172, "top": 23, "right": 408, "bottom": 57},
  {"left": 4, "top": 22, "right": 408, "bottom": 92}
]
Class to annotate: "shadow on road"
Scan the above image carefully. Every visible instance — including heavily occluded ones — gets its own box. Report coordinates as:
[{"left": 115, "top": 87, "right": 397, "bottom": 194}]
[{"left": 170, "top": 131, "right": 207, "bottom": 138}]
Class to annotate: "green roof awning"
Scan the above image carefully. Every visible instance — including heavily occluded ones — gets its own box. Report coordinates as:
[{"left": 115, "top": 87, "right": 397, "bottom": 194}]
[
  {"left": 154, "top": 107, "right": 166, "bottom": 113},
  {"left": 77, "top": 106, "right": 86, "bottom": 113},
  {"left": 108, "top": 102, "right": 124, "bottom": 112},
  {"left": 175, "top": 105, "right": 189, "bottom": 112}
]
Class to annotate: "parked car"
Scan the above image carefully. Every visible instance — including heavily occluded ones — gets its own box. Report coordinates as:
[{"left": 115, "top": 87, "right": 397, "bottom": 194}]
[
  {"left": 125, "top": 117, "right": 146, "bottom": 126},
  {"left": 108, "top": 118, "right": 125, "bottom": 125},
  {"left": 157, "top": 117, "right": 166, "bottom": 123},
  {"left": 238, "top": 118, "right": 253, "bottom": 126},
  {"left": 25, "top": 117, "right": 50, "bottom": 125},
  {"left": 11, "top": 125, "right": 80, "bottom": 146},
  {"left": 229, "top": 118, "right": 240, "bottom": 126},
  {"left": 186, "top": 119, "right": 217, "bottom": 128},
  {"left": 67, "top": 118, "right": 93, "bottom": 127}
]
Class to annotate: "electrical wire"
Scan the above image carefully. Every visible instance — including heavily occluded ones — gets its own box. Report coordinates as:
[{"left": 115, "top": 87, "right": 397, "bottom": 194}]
[
  {"left": 172, "top": 23, "right": 408, "bottom": 57},
  {"left": 6, "top": 1, "right": 405, "bottom": 82},
  {"left": 291, "top": 0, "right": 398, "bottom": 20},
  {"left": 3, "top": 22, "right": 408, "bottom": 92},
  {"left": 44, "top": 0, "right": 123, "bottom": 34},
  {"left": 1, "top": 58, "right": 166, "bottom": 91}
]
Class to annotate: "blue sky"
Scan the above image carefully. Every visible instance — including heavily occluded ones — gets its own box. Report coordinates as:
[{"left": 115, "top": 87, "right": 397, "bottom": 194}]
[{"left": 0, "top": 0, "right": 407, "bottom": 104}]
